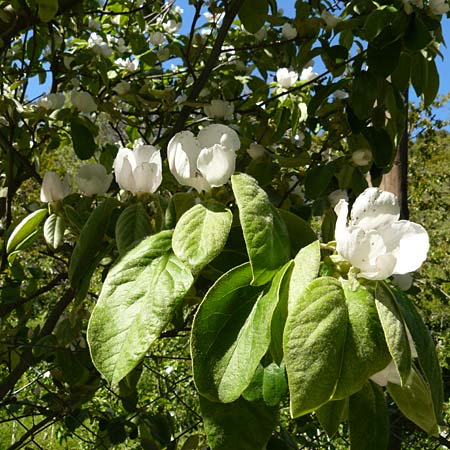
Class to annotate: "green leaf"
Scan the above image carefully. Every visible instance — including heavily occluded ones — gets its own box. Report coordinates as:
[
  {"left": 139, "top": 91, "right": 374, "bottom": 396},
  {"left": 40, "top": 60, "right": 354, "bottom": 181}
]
[
  {"left": 192, "top": 262, "right": 290, "bottom": 403},
  {"left": 231, "top": 173, "right": 290, "bottom": 286},
  {"left": 316, "top": 399, "right": 348, "bottom": 437},
  {"left": 388, "top": 366, "right": 439, "bottom": 435},
  {"left": 263, "top": 362, "right": 287, "bottom": 406},
  {"left": 363, "top": 127, "right": 394, "bottom": 168},
  {"left": 411, "top": 52, "right": 428, "bottom": 97},
  {"left": 404, "top": 16, "right": 433, "bottom": 51},
  {"left": 172, "top": 202, "right": 232, "bottom": 274},
  {"left": 351, "top": 72, "right": 378, "bottom": 120},
  {"left": 238, "top": 0, "right": 268, "bottom": 34},
  {"left": 43, "top": 213, "right": 65, "bottom": 249},
  {"left": 87, "top": 230, "right": 193, "bottom": 385},
  {"left": 115, "top": 203, "right": 152, "bottom": 256},
  {"left": 349, "top": 382, "right": 389, "bottom": 450},
  {"left": 70, "top": 118, "right": 97, "bottom": 160},
  {"left": 278, "top": 209, "right": 317, "bottom": 256},
  {"left": 393, "top": 289, "right": 443, "bottom": 426},
  {"left": 284, "top": 278, "right": 390, "bottom": 417},
  {"left": 37, "top": 0, "right": 58, "bottom": 22},
  {"left": 7, "top": 208, "right": 47, "bottom": 253},
  {"left": 69, "top": 198, "right": 117, "bottom": 288},
  {"left": 200, "top": 396, "right": 278, "bottom": 450},
  {"left": 424, "top": 58, "right": 439, "bottom": 107},
  {"left": 304, "top": 165, "right": 334, "bottom": 199},
  {"left": 391, "top": 52, "right": 411, "bottom": 92},
  {"left": 287, "top": 240, "right": 320, "bottom": 311},
  {"left": 164, "top": 192, "right": 196, "bottom": 229},
  {"left": 375, "top": 282, "right": 411, "bottom": 385},
  {"left": 284, "top": 277, "right": 347, "bottom": 416}
]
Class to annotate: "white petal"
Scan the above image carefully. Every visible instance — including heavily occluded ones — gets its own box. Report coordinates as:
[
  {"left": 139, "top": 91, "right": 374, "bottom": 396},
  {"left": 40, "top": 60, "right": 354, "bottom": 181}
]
[
  {"left": 133, "top": 162, "right": 161, "bottom": 193},
  {"left": 115, "top": 152, "right": 134, "bottom": 192},
  {"left": 350, "top": 187, "right": 400, "bottom": 231},
  {"left": 197, "top": 124, "right": 240, "bottom": 151},
  {"left": 334, "top": 199, "right": 349, "bottom": 243},
  {"left": 359, "top": 253, "right": 396, "bottom": 280},
  {"left": 133, "top": 144, "right": 159, "bottom": 167},
  {"left": 390, "top": 221, "right": 429, "bottom": 274},
  {"left": 167, "top": 131, "right": 200, "bottom": 184},
  {"left": 197, "top": 144, "right": 236, "bottom": 187}
]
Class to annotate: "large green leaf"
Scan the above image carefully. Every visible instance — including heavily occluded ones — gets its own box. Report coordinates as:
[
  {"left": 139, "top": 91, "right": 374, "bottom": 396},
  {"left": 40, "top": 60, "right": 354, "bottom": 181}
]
[
  {"left": 200, "top": 396, "right": 278, "bottom": 450},
  {"left": 238, "top": 0, "right": 268, "bottom": 34},
  {"left": 115, "top": 203, "right": 152, "bottom": 256},
  {"left": 6, "top": 208, "right": 47, "bottom": 253},
  {"left": 263, "top": 362, "right": 288, "bottom": 407},
  {"left": 316, "top": 399, "right": 348, "bottom": 437},
  {"left": 70, "top": 117, "right": 97, "bottom": 160},
  {"left": 284, "top": 278, "right": 390, "bottom": 417},
  {"left": 37, "top": 0, "right": 58, "bottom": 22},
  {"left": 172, "top": 202, "right": 232, "bottom": 274},
  {"left": 349, "top": 382, "right": 389, "bottom": 450},
  {"left": 288, "top": 240, "right": 320, "bottom": 311},
  {"left": 393, "top": 289, "right": 443, "bottom": 426},
  {"left": 375, "top": 282, "right": 411, "bottom": 385},
  {"left": 191, "top": 262, "right": 290, "bottom": 403},
  {"left": 278, "top": 209, "right": 317, "bottom": 256},
  {"left": 69, "top": 198, "right": 118, "bottom": 289},
  {"left": 87, "top": 230, "right": 193, "bottom": 384},
  {"left": 231, "top": 173, "right": 290, "bottom": 286},
  {"left": 388, "top": 366, "right": 439, "bottom": 435}
]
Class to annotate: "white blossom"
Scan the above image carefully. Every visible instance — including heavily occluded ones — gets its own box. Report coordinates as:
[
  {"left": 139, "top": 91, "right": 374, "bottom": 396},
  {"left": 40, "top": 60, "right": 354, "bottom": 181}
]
[
  {"left": 204, "top": 99, "right": 234, "bottom": 120},
  {"left": 300, "top": 66, "right": 319, "bottom": 83},
  {"left": 429, "top": 0, "right": 450, "bottom": 14},
  {"left": 282, "top": 23, "right": 297, "bottom": 40},
  {"left": 88, "top": 32, "right": 112, "bottom": 57},
  {"left": 276, "top": 68, "right": 298, "bottom": 89},
  {"left": 76, "top": 163, "right": 113, "bottom": 196},
  {"left": 149, "top": 31, "right": 166, "bottom": 46},
  {"left": 88, "top": 17, "right": 101, "bottom": 31},
  {"left": 167, "top": 124, "right": 240, "bottom": 192},
  {"left": 204, "top": 11, "right": 225, "bottom": 23},
  {"left": 321, "top": 10, "right": 342, "bottom": 28},
  {"left": 352, "top": 149, "right": 373, "bottom": 166},
  {"left": 38, "top": 93, "right": 65, "bottom": 110},
  {"left": 115, "top": 38, "right": 128, "bottom": 54},
  {"left": 163, "top": 19, "right": 181, "bottom": 34},
  {"left": 71, "top": 91, "right": 97, "bottom": 113},
  {"left": 292, "top": 131, "right": 305, "bottom": 147},
  {"left": 334, "top": 188, "right": 429, "bottom": 280},
  {"left": 254, "top": 27, "right": 267, "bottom": 42},
  {"left": 113, "top": 142, "right": 162, "bottom": 194},
  {"left": 115, "top": 57, "right": 139, "bottom": 72},
  {"left": 402, "top": 0, "right": 424, "bottom": 14},
  {"left": 40, "top": 171, "right": 71, "bottom": 203}
]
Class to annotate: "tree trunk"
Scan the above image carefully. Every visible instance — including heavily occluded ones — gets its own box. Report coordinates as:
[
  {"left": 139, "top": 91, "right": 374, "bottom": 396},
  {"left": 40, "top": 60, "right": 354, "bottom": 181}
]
[{"left": 380, "top": 89, "right": 409, "bottom": 220}]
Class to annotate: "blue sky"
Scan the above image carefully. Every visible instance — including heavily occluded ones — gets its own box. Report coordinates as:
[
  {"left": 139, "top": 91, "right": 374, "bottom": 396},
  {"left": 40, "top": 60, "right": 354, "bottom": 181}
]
[{"left": 26, "top": 0, "right": 449, "bottom": 121}]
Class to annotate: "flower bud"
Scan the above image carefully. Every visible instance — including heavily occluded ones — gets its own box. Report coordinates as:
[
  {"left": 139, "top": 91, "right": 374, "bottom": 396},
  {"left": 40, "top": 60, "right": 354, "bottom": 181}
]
[{"left": 40, "top": 171, "right": 71, "bottom": 203}]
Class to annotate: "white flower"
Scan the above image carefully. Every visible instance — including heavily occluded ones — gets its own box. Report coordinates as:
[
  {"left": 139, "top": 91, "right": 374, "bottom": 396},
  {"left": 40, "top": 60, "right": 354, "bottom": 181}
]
[
  {"left": 334, "top": 188, "right": 429, "bottom": 280},
  {"left": 88, "top": 33, "right": 112, "bottom": 57},
  {"left": 113, "top": 143, "right": 162, "bottom": 194},
  {"left": 429, "top": 0, "right": 450, "bottom": 14},
  {"left": 40, "top": 171, "right": 71, "bottom": 203},
  {"left": 204, "top": 11, "right": 225, "bottom": 23},
  {"left": 115, "top": 38, "right": 128, "bottom": 54},
  {"left": 321, "top": 10, "right": 342, "bottom": 28},
  {"left": 115, "top": 57, "right": 139, "bottom": 72},
  {"left": 247, "top": 143, "right": 266, "bottom": 160},
  {"left": 276, "top": 68, "right": 298, "bottom": 89},
  {"left": 163, "top": 19, "right": 181, "bottom": 34},
  {"left": 282, "top": 23, "right": 297, "bottom": 40},
  {"left": 292, "top": 131, "right": 305, "bottom": 147},
  {"left": 113, "top": 81, "right": 131, "bottom": 95},
  {"left": 71, "top": 91, "right": 97, "bottom": 113},
  {"left": 149, "top": 31, "right": 166, "bottom": 46},
  {"left": 328, "top": 189, "right": 348, "bottom": 208},
  {"left": 76, "top": 163, "right": 113, "bottom": 196},
  {"left": 204, "top": 99, "right": 234, "bottom": 120},
  {"left": 352, "top": 149, "right": 372, "bottom": 166},
  {"left": 300, "top": 66, "right": 319, "bottom": 82},
  {"left": 88, "top": 17, "right": 101, "bottom": 31},
  {"left": 167, "top": 124, "right": 240, "bottom": 192},
  {"left": 38, "top": 93, "right": 65, "bottom": 110}
]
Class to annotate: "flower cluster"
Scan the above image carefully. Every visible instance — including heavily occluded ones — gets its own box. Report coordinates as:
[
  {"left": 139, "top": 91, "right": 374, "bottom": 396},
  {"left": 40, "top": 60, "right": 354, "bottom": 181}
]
[
  {"left": 334, "top": 188, "right": 429, "bottom": 280},
  {"left": 167, "top": 124, "right": 240, "bottom": 192}
]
